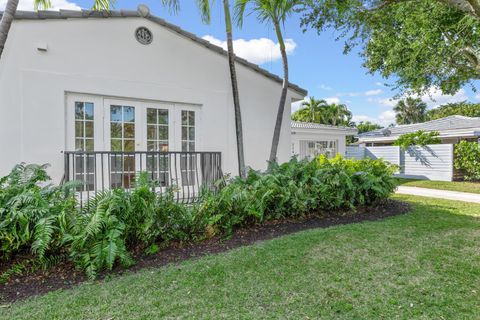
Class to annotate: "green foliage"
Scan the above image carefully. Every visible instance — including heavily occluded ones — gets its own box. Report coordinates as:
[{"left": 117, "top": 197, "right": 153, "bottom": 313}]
[
  {"left": 1, "top": 157, "right": 396, "bottom": 279},
  {"left": 356, "top": 121, "right": 383, "bottom": 134},
  {"left": 393, "top": 98, "right": 427, "bottom": 125},
  {"left": 292, "top": 97, "right": 354, "bottom": 126},
  {"left": 301, "top": 0, "right": 480, "bottom": 95},
  {"left": 454, "top": 141, "right": 480, "bottom": 181},
  {"left": 393, "top": 131, "right": 441, "bottom": 149},
  {"left": 0, "top": 164, "right": 77, "bottom": 261},
  {"left": 427, "top": 102, "right": 480, "bottom": 120}
]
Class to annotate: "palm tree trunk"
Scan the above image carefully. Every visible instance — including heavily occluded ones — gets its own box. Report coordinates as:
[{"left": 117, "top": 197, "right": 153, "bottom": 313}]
[
  {"left": 268, "top": 20, "right": 289, "bottom": 166},
  {"left": 0, "top": 0, "right": 19, "bottom": 60},
  {"left": 223, "top": 0, "right": 246, "bottom": 179}
]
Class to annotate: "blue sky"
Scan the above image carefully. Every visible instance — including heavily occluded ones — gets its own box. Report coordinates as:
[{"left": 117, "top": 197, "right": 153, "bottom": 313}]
[{"left": 4, "top": 0, "right": 479, "bottom": 126}]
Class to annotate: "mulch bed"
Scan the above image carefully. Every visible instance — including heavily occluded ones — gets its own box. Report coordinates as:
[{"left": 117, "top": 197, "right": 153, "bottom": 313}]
[{"left": 0, "top": 199, "right": 410, "bottom": 304}]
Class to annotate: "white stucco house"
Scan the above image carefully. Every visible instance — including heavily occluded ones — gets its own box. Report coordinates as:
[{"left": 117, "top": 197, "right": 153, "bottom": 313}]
[
  {"left": 291, "top": 121, "right": 357, "bottom": 160},
  {"left": 0, "top": 7, "right": 308, "bottom": 197}
]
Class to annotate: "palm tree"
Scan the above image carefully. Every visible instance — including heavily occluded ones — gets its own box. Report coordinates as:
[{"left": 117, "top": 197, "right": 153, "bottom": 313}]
[
  {"left": 0, "top": 0, "right": 114, "bottom": 60},
  {"left": 394, "top": 97, "right": 427, "bottom": 125},
  {"left": 235, "top": 0, "right": 303, "bottom": 166},
  {"left": 292, "top": 97, "right": 328, "bottom": 123},
  {"left": 324, "top": 103, "right": 352, "bottom": 126},
  {"left": 161, "top": 0, "right": 247, "bottom": 179}
]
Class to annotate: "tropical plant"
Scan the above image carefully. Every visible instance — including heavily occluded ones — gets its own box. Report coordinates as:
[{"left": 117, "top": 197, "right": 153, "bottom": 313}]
[
  {"left": 292, "top": 97, "right": 329, "bottom": 123},
  {"left": 393, "top": 98, "right": 427, "bottom": 125},
  {"left": 292, "top": 98, "right": 353, "bottom": 126},
  {"left": 235, "top": 0, "right": 304, "bottom": 165},
  {"left": 161, "top": 0, "right": 247, "bottom": 178},
  {"left": 356, "top": 121, "right": 383, "bottom": 134},
  {"left": 0, "top": 0, "right": 115, "bottom": 60},
  {"left": 427, "top": 101, "right": 480, "bottom": 120},
  {"left": 301, "top": 0, "right": 480, "bottom": 95},
  {"left": 393, "top": 130, "right": 441, "bottom": 149},
  {"left": 0, "top": 164, "right": 77, "bottom": 261},
  {"left": 454, "top": 140, "right": 480, "bottom": 181}
]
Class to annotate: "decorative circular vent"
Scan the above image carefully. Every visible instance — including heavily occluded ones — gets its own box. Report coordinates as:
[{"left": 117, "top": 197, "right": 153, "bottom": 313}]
[{"left": 135, "top": 27, "right": 153, "bottom": 45}]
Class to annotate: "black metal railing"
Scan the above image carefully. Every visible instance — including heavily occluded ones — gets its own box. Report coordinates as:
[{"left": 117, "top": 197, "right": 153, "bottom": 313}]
[{"left": 64, "top": 151, "right": 223, "bottom": 204}]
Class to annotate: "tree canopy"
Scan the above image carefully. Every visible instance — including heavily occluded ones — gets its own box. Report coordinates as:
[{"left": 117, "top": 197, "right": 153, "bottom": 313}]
[
  {"left": 427, "top": 101, "right": 480, "bottom": 119},
  {"left": 292, "top": 98, "right": 353, "bottom": 126},
  {"left": 356, "top": 121, "right": 383, "bottom": 134},
  {"left": 393, "top": 97, "right": 428, "bottom": 125},
  {"left": 301, "top": 0, "right": 480, "bottom": 95}
]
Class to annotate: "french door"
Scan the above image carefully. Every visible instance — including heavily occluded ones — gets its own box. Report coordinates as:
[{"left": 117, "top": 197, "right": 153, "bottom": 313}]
[{"left": 67, "top": 94, "right": 199, "bottom": 192}]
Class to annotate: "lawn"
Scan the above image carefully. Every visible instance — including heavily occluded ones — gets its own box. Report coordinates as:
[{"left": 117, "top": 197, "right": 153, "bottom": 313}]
[
  {"left": 2, "top": 195, "right": 480, "bottom": 319},
  {"left": 396, "top": 178, "right": 480, "bottom": 194}
]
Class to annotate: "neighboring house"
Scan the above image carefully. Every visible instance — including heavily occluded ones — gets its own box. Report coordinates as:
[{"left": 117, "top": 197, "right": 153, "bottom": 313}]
[
  {"left": 0, "top": 7, "right": 307, "bottom": 197},
  {"left": 358, "top": 116, "right": 480, "bottom": 146},
  {"left": 291, "top": 121, "right": 357, "bottom": 160}
]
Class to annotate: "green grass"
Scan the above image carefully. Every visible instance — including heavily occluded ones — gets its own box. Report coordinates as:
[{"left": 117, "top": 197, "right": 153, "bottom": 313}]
[
  {"left": 396, "top": 178, "right": 480, "bottom": 194},
  {"left": 2, "top": 195, "right": 480, "bottom": 319}
]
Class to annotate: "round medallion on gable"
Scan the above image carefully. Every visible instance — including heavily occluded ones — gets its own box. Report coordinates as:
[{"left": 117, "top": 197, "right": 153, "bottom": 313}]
[{"left": 135, "top": 27, "right": 153, "bottom": 45}]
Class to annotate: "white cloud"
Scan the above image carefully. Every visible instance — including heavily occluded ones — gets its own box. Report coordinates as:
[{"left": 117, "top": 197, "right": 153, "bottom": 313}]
[
  {"left": 202, "top": 35, "right": 297, "bottom": 65},
  {"left": 413, "top": 87, "right": 467, "bottom": 108},
  {"left": 365, "top": 89, "right": 382, "bottom": 96},
  {"left": 319, "top": 84, "right": 333, "bottom": 91},
  {"left": 325, "top": 97, "right": 340, "bottom": 104},
  {"left": 375, "top": 82, "right": 384, "bottom": 87},
  {"left": 0, "top": 0, "right": 81, "bottom": 10},
  {"left": 475, "top": 94, "right": 480, "bottom": 100},
  {"left": 353, "top": 110, "right": 396, "bottom": 127}
]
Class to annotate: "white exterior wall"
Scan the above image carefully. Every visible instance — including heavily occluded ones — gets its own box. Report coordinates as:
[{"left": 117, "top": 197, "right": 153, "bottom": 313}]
[
  {"left": 0, "top": 17, "right": 304, "bottom": 181},
  {"left": 291, "top": 129, "right": 349, "bottom": 158},
  {"left": 346, "top": 144, "right": 454, "bottom": 181}
]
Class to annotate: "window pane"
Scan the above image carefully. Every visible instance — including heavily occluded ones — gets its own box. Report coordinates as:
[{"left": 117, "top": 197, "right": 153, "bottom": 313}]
[
  {"left": 182, "top": 127, "right": 188, "bottom": 140},
  {"left": 85, "top": 139, "right": 94, "bottom": 151},
  {"left": 147, "top": 141, "right": 156, "bottom": 151},
  {"left": 159, "top": 126, "right": 168, "bottom": 140},
  {"left": 84, "top": 103, "right": 94, "bottom": 120},
  {"left": 111, "top": 139, "right": 122, "bottom": 151},
  {"left": 75, "top": 139, "right": 84, "bottom": 151},
  {"left": 110, "top": 105, "right": 122, "bottom": 122},
  {"left": 85, "top": 122, "right": 94, "bottom": 138},
  {"left": 147, "top": 125, "right": 157, "bottom": 140},
  {"left": 75, "top": 102, "right": 84, "bottom": 120},
  {"left": 182, "top": 141, "right": 187, "bottom": 152},
  {"left": 188, "top": 127, "right": 195, "bottom": 141},
  {"left": 147, "top": 109, "right": 157, "bottom": 124},
  {"left": 160, "top": 143, "right": 169, "bottom": 152},
  {"left": 123, "top": 106, "right": 135, "bottom": 122},
  {"left": 189, "top": 111, "right": 195, "bottom": 126},
  {"left": 111, "top": 123, "right": 122, "bottom": 139},
  {"left": 158, "top": 109, "right": 168, "bottom": 125},
  {"left": 75, "top": 121, "right": 84, "bottom": 137},
  {"left": 124, "top": 140, "right": 135, "bottom": 152},
  {"left": 189, "top": 142, "right": 195, "bottom": 152},
  {"left": 124, "top": 123, "right": 135, "bottom": 139},
  {"left": 182, "top": 111, "right": 188, "bottom": 125}
]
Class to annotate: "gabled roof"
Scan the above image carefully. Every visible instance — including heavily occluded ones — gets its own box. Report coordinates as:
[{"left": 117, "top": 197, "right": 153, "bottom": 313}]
[
  {"left": 292, "top": 121, "right": 358, "bottom": 134},
  {"left": 0, "top": 7, "right": 307, "bottom": 96},
  {"left": 359, "top": 115, "right": 480, "bottom": 139}
]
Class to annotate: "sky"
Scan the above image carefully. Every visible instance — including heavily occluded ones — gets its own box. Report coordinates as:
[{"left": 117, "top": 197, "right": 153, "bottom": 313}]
[{"left": 2, "top": 0, "right": 479, "bottom": 127}]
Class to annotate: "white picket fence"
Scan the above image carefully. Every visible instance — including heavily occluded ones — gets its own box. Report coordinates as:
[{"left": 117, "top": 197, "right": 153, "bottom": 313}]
[{"left": 346, "top": 144, "right": 454, "bottom": 181}]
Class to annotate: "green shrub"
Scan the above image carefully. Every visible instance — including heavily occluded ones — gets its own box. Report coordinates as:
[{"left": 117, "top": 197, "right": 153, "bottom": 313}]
[
  {"left": 0, "top": 164, "right": 77, "bottom": 261},
  {"left": 0, "top": 157, "right": 397, "bottom": 279},
  {"left": 393, "top": 130, "right": 441, "bottom": 150},
  {"left": 454, "top": 141, "right": 480, "bottom": 181}
]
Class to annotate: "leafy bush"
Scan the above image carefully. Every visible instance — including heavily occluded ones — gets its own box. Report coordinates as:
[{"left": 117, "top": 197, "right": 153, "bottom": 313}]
[
  {"left": 0, "top": 164, "right": 77, "bottom": 262},
  {"left": 1, "top": 157, "right": 397, "bottom": 279},
  {"left": 393, "top": 130, "right": 441, "bottom": 150},
  {"left": 454, "top": 141, "right": 480, "bottom": 181}
]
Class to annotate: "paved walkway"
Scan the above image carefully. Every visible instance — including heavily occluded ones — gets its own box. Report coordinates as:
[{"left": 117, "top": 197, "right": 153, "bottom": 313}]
[{"left": 396, "top": 186, "right": 480, "bottom": 204}]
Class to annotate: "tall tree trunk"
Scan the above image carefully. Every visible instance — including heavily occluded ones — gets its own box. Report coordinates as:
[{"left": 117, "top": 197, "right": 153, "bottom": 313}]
[
  {"left": 223, "top": 0, "right": 246, "bottom": 179},
  {"left": 0, "top": 0, "right": 19, "bottom": 60},
  {"left": 268, "top": 20, "right": 289, "bottom": 166}
]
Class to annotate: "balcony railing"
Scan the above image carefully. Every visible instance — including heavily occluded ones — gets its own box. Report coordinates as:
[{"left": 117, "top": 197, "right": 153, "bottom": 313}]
[{"left": 63, "top": 151, "right": 223, "bottom": 204}]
